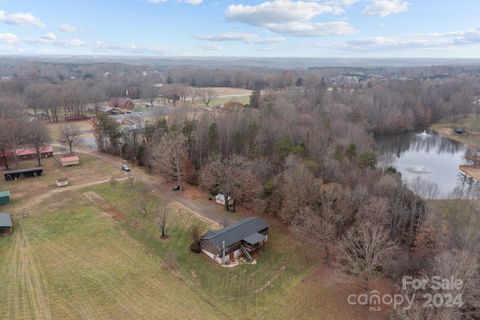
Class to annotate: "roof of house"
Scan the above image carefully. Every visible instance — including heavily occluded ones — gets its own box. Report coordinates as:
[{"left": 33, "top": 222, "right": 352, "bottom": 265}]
[
  {"left": 60, "top": 155, "right": 80, "bottom": 163},
  {"left": 0, "top": 213, "right": 12, "bottom": 228},
  {"left": 201, "top": 217, "right": 268, "bottom": 249},
  {"left": 243, "top": 232, "right": 267, "bottom": 245},
  {"left": 109, "top": 97, "right": 135, "bottom": 110},
  {"left": 1, "top": 146, "right": 53, "bottom": 158},
  {"left": 16, "top": 145, "right": 53, "bottom": 156},
  {"left": 0, "top": 191, "right": 10, "bottom": 198}
]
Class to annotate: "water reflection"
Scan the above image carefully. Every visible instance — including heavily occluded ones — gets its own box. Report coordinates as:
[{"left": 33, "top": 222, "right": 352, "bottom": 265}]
[{"left": 376, "top": 129, "right": 479, "bottom": 199}]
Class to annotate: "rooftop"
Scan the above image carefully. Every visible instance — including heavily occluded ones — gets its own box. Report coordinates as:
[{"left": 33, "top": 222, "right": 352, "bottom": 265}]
[
  {"left": 201, "top": 217, "right": 268, "bottom": 249},
  {"left": 60, "top": 155, "right": 80, "bottom": 162},
  {"left": 0, "top": 191, "right": 10, "bottom": 198},
  {"left": 0, "top": 213, "right": 12, "bottom": 228}
]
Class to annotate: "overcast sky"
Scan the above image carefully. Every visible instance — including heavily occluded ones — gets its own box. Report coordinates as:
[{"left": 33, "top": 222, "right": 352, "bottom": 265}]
[{"left": 0, "top": 0, "right": 479, "bottom": 58}]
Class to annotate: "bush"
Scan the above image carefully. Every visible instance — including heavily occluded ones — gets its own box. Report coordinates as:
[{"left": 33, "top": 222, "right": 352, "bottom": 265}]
[{"left": 190, "top": 241, "right": 202, "bottom": 254}]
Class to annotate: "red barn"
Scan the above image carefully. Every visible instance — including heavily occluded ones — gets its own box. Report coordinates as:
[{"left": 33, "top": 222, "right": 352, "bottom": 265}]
[
  {"left": 0, "top": 146, "right": 53, "bottom": 165},
  {"left": 60, "top": 155, "right": 80, "bottom": 167},
  {"left": 108, "top": 98, "right": 135, "bottom": 111}
]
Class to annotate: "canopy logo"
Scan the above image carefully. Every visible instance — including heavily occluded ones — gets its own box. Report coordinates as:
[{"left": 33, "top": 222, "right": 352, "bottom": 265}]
[{"left": 347, "top": 276, "right": 464, "bottom": 312}]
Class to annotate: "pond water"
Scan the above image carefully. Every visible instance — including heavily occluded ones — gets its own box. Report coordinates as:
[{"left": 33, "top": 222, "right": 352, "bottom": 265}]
[{"left": 376, "top": 129, "right": 480, "bottom": 199}]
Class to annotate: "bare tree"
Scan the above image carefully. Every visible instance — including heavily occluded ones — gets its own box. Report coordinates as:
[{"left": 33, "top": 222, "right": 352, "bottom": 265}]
[
  {"left": 0, "top": 96, "right": 25, "bottom": 119},
  {"left": 339, "top": 222, "right": 398, "bottom": 290},
  {"left": 61, "top": 124, "right": 82, "bottom": 153},
  {"left": 199, "top": 89, "right": 215, "bottom": 107},
  {"left": 0, "top": 119, "right": 27, "bottom": 168},
  {"left": 140, "top": 84, "right": 159, "bottom": 107},
  {"left": 135, "top": 183, "right": 152, "bottom": 216},
  {"left": 27, "top": 121, "right": 50, "bottom": 167},
  {"left": 200, "top": 155, "right": 260, "bottom": 211},
  {"left": 157, "top": 207, "right": 170, "bottom": 239},
  {"left": 151, "top": 131, "right": 188, "bottom": 190}
]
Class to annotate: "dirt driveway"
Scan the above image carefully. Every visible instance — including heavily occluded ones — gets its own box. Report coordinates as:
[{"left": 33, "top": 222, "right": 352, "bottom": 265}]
[{"left": 53, "top": 144, "right": 236, "bottom": 226}]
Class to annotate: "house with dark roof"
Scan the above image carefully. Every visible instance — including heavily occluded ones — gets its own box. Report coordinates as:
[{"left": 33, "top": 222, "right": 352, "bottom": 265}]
[
  {"left": 108, "top": 97, "right": 135, "bottom": 111},
  {"left": 0, "top": 213, "right": 12, "bottom": 235},
  {"left": 200, "top": 217, "right": 269, "bottom": 265}
]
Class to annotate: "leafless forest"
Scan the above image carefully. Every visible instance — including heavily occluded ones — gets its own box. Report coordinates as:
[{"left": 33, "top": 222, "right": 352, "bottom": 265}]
[{"left": 1, "top": 59, "right": 480, "bottom": 319}]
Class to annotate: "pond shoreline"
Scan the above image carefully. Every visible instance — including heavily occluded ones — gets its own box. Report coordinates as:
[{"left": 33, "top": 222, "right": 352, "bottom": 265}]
[{"left": 431, "top": 125, "right": 480, "bottom": 182}]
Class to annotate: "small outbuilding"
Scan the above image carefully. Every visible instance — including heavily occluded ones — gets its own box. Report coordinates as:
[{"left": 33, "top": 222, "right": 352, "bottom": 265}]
[
  {"left": 200, "top": 217, "right": 269, "bottom": 265},
  {"left": 0, "top": 191, "right": 10, "bottom": 206},
  {"left": 60, "top": 155, "right": 80, "bottom": 167},
  {"left": 0, "top": 213, "right": 12, "bottom": 235},
  {"left": 215, "top": 193, "right": 233, "bottom": 206}
]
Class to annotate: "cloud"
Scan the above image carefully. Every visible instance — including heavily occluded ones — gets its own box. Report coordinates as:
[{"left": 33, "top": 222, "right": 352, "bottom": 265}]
[
  {"left": 266, "top": 21, "right": 356, "bottom": 36},
  {"left": 225, "top": 0, "right": 355, "bottom": 37},
  {"left": 226, "top": 0, "right": 342, "bottom": 25},
  {"left": 0, "top": 33, "right": 19, "bottom": 44},
  {"left": 59, "top": 24, "right": 79, "bottom": 33},
  {"left": 148, "top": 0, "right": 203, "bottom": 3},
  {"left": 195, "top": 32, "right": 286, "bottom": 44},
  {"left": 316, "top": 28, "right": 480, "bottom": 52},
  {"left": 177, "top": 0, "right": 203, "bottom": 4},
  {"left": 64, "top": 39, "right": 83, "bottom": 47},
  {"left": 41, "top": 32, "right": 57, "bottom": 41},
  {"left": 200, "top": 44, "right": 222, "bottom": 51},
  {"left": 0, "top": 10, "right": 45, "bottom": 28},
  {"left": 93, "top": 41, "right": 169, "bottom": 55},
  {"left": 362, "top": 0, "right": 409, "bottom": 17}
]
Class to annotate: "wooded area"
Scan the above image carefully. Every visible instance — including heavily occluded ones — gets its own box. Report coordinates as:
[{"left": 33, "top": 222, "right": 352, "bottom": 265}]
[{"left": 1, "top": 59, "right": 479, "bottom": 318}]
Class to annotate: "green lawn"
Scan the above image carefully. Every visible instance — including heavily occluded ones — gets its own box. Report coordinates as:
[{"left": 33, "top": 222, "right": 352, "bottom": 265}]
[
  {"left": 432, "top": 114, "right": 480, "bottom": 147},
  {"left": 0, "top": 178, "right": 332, "bottom": 320},
  {"left": 0, "top": 205, "right": 223, "bottom": 320},
  {"left": 87, "top": 181, "right": 314, "bottom": 319}
]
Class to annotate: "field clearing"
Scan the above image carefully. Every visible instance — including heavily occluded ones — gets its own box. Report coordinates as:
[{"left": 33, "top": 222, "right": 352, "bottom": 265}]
[
  {"left": 204, "top": 87, "right": 252, "bottom": 96},
  {"left": 0, "top": 205, "right": 224, "bottom": 320},
  {"left": 46, "top": 120, "right": 94, "bottom": 144},
  {"left": 432, "top": 115, "right": 480, "bottom": 147},
  {"left": 0, "top": 155, "right": 121, "bottom": 212},
  {"left": 86, "top": 181, "right": 357, "bottom": 320},
  {"left": 0, "top": 174, "right": 379, "bottom": 320}
]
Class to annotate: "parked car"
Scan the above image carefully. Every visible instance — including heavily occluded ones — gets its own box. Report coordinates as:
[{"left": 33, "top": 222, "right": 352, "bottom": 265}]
[
  {"left": 172, "top": 185, "right": 181, "bottom": 191},
  {"left": 121, "top": 165, "right": 131, "bottom": 172}
]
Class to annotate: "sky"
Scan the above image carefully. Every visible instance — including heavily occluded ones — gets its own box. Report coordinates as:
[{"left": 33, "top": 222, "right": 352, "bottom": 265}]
[{"left": 0, "top": 0, "right": 480, "bottom": 58}]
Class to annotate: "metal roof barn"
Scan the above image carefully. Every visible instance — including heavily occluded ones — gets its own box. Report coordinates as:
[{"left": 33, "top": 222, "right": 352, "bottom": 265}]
[
  {"left": 0, "top": 191, "right": 10, "bottom": 206},
  {"left": 201, "top": 217, "right": 269, "bottom": 249},
  {"left": 0, "top": 213, "right": 12, "bottom": 235}
]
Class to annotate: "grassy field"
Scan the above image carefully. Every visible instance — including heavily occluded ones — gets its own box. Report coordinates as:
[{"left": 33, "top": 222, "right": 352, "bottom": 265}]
[
  {"left": 0, "top": 204, "right": 224, "bottom": 319},
  {"left": 87, "top": 181, "right": 315, "bottom": 319},
  {"left": 432, "top": 114, "right": 480, "bottom": 147},
  {"left": 45, "top": 120, "right": 94, "bottom": 144},
  {"left": 0, "top": 174, "right": 377, "bottom": 319},
  {"left": 0, "top": 155, "right": 121, "bottom": 213}
]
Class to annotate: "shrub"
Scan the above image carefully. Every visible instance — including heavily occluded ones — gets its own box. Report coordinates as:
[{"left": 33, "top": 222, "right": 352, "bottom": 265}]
[{"left": 190, "top": 240, "right": 202, "bottom": 254}]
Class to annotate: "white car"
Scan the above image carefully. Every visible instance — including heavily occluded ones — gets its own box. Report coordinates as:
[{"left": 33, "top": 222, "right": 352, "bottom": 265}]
[{"left": 121, "top": 165, "right": 131, "bottom": 172}]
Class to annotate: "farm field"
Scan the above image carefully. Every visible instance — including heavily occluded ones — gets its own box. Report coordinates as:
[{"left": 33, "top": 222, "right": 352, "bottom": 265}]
[
  {"left": 0, "top": 154, "right": 122, "bottom": 213},
  {"left": 46, "top": 120, "right": 94, "bottom": 144},
  {"left": 86, "top": 181, "right": 317, "bottom": 319},
  {"left": 0, "top": 204, "right": 224, "bottom": 320},
  {"left": 0, "top": 174, "right": 380, "bottom": 320}
]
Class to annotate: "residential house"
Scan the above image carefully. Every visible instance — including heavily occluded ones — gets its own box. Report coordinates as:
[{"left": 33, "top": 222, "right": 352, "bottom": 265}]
[{"left": 200, "top": 217, "right": 269, "bottom": 265}]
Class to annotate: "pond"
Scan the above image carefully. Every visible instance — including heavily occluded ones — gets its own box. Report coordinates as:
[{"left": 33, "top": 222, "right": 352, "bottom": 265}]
[{"left": 375, "top": 129, "right": 480, "bottom": 199}]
